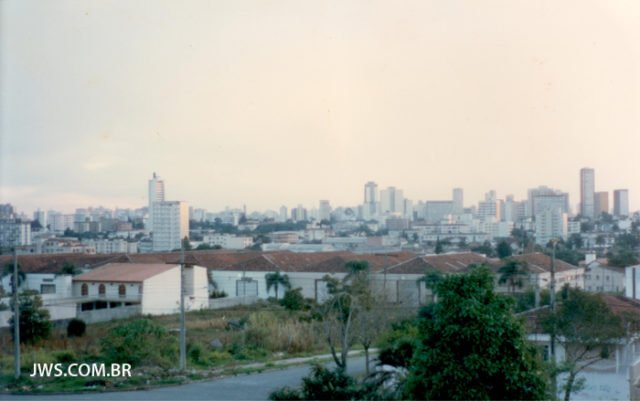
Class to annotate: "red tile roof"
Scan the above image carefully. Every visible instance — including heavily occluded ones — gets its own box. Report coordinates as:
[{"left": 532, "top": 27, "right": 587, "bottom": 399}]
[{"left": 510, "top": 253, "right": 580, "bottom": 273}]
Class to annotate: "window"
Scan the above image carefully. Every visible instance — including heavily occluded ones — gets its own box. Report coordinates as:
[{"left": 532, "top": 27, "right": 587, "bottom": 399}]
[
  {"left": 40, "top": 284, "right": 56, "bottom": 294},
  {"left": 99, "top": 284, "right": 106, "bottom": 297},
  {"left": 81, "top": 283, "right": 88, "bottom": 296},
  {"left": 118, "top": 284, "right": 126, "bottom": 298}
]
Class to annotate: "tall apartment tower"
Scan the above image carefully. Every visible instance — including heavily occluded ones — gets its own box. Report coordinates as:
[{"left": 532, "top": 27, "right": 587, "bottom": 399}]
[
  {"left": 380, "top": 186, "right": 404, "bottom": 215},
  {"left": 148, "top": 172, "right": 165, "bottom": 232},
  {"left": 152, "top": 201, "right": 189, "bottom": 251},
  {"left": 363, "top": 181, "right": 379, "bottom": 219},
  {"left": 319, "top": 200, "right": 332, "bottom": 221},
  {"left": 594, "top": 191, "right": 609, "bottom": 217},
  {"left": 580, "top": 168, "right": 595, "bottom": 219},
  {"left": 452, "top": 188, "right": 464, "bottom": 215},
  {"left": 613, "top": 189, "right": 629, "bottom": 217}
]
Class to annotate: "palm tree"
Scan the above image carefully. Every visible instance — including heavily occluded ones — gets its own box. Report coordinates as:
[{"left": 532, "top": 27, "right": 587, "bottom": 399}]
[
  {"left": 498, "top": 259, "right": 529, "bottom": 294},
  {"left": 265, "top": 271, "right": 291, "bottom": 299}
]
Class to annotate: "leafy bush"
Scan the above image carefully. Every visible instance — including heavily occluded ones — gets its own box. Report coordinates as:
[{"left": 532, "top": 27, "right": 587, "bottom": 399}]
[
  {"left": 54, "top": 350, "right": 76, "bottom": 364},
  {"left": 100, "top": 318, "right": 177, "bottom": 368},
  {"left": 210, "top": 290, "right": 228, "bottom": 299},
  {"left": 187, "top": 341, "right": 207, "bottom": 366},
  {"left": 67, "top": 318, "right": 86, "bottom": 338},
  {"left": 269, "top": 364, "right": 359, "bottom": 401},
  {"left": 269, "top": 386, "right": 303, "bottom": 401},
  {"left": 280, "top": 288, "right": 305, "bottom": 311}
]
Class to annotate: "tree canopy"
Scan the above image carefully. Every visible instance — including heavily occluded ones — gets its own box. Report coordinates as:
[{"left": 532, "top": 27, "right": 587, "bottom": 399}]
[{"left": 404, "top": 265, "right": 547, "bottom": 400}]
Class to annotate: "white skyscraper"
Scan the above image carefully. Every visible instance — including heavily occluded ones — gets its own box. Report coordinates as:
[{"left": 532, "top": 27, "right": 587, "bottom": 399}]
[
  {"left": 152, "top": 201, "right": 189, "bottom": 251},
  {"left": 380, "top": 186, "right": 404, "bottom": 215},
  {"left": 279, "top": 205, "right": 288, "bottom": 222},
  {"left": 363, "top": 181, "right": 379, "bottom": 219},
  {"left": 478, "top": 190, "right": 501, "bottom": 221},
  {"left": 535, "top": 208, "right": 568, "bottom": 246},
  {"left": 319, "top": 200, "right": 332, "bottom": 222},
  {"left": 580, "top": 168, "right": 595, "bottom": 219},
  {"left": 148, "top": 172, "right": 165, "bottom": 232},
  {"left": 452, "top": 188, "right": 464, "bottom": 215}
]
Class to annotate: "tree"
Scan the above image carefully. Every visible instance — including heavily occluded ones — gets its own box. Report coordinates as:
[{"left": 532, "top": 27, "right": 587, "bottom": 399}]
[
  {"left": 265, "top": 271, "right": 291, "bottom": 299},
  {"left": 9, "top": 290, "right": 52, "bottom": 344},
  {"left": 498, "top": 259, "right": 529, "bottom": 293},
  {"left": 541, "top": 288, "right": 627, "bottom": 401},
  {"left": 417, "top": 270, "right": 442, "bottom": 303},
  {"left": 404, "top": 266, "right": 547, "bottom": 400},
  {"left": 2, "top": 262, "right": 26, "bottom": 292},
  {"left": 321, "top": 260, "right": 372, "bottom": 370},
  {"left": 60, "top": 262, "right": 79, "bottom": 276},
  {"left": 607, "top": 248, "right": 638, "bottom": 267},
  {"left": 434, "top": 238, "right": 443, "bottom": 254},
  {"left": 181, "top": 236, "right": 192, "bottom": 251},
  {"left": 471, "top": 240, "right": 495, "bottom": 257},
  {"left": 567, "top": 234, "right": 583, "bottom": 250},
  {"left": 496, "top": 240, "right": 513, "bottom": 259}
]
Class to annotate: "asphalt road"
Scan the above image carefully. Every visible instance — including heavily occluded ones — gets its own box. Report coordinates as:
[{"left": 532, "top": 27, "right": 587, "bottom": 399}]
[{"left": 4, "top": 356, "right": 368, "bottom": 401}]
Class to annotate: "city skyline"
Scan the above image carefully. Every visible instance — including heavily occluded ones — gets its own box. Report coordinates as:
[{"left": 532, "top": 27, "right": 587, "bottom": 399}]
[{"left": 2, "top": 1, "right": 640, "bottom": 214}]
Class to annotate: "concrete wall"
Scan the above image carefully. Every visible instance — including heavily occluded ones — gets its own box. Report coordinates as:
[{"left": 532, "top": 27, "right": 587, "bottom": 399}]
[
  {"left": 631, "top": 356, "right": 640, "bottom": 401},
  {"left": 209, "top": 295, "right": 259, "bottom": 309},
  {"left": 77, "top": 304, "right": 141, "bottom": 324},
  {"left": 209, "top": 270, "right": 426, "bottom": 305}
]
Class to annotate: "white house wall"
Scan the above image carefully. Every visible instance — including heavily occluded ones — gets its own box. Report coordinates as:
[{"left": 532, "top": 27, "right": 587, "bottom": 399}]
[{"left": 142, "top": 268, "right": 181, "bottom": 315}]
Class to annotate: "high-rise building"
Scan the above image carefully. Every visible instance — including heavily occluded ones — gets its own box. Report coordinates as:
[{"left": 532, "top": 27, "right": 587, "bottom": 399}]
[
  {"left": 0, "top": 219, "right": 32, "bottom": 247},
  {"left": 452, "top": 188, "right": 464, "bottom": 215},
  {"left": 33, "top": 209, "right": 47, "bottom": 229},
  {"left": 363, "top": 181, "right": 379, "bottom": 219},
  {"left": 291, "top": 205, "right": 308, "bottom": 222},
  {"left": 613, "top": 189, "right": 629, "bottom": 217},
  {"left": 319, "top": 200, "right": 332, "bottom": 221},
  {"left": 533, "top": 194, "right": 570, "bottom": 217},
  {"left": 478, "top": 191, "right": 501, "bottom": 221},
  {"left": 535, "top": 208, "right": 568, "bottom": 246},
  {"left": 502, "top": 195, "right": 525, "bottom": 223},
  {"left": 380, "top": 187, "right": 404, "bottom": 215},
  {"left": 148, "top": 172, "right": 165, "bottom": 232},
  {"left": 152, "top": 201, "right": 188, "bottom": 251},
  {"left": 526, "top": 186, "right": 570, "bottom": 217},
  {"left": 425, "top": 201, "right": 454, "bottom": 223},
  {"left": 594, "top": 191, "right": 609, "bottom": 217},
  {"left": 580, "top": 168, "right": 595, "bottom": 219},
  {"left": 279, "top": 205, "right": 288, "bottom": 222}
]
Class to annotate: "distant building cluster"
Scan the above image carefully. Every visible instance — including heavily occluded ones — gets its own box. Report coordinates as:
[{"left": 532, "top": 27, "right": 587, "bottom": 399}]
[{"left": 0, "top": 168, "right": 635, "bottom": 256}]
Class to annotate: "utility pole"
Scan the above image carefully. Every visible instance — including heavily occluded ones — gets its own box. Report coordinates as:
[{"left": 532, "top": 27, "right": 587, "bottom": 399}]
[
  {"left": 549, "top": 239, "right": 557, "bottom": 399},
  {"left": 179, "top": 242, "right": 186, "bottom": 371},
  {"left": 13, "top": 247, "right": 21, "bottom": 379}
]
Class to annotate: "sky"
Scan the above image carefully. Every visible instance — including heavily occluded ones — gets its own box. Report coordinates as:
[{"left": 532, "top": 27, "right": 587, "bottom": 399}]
[{"left": 1, "top": 0, "right": 640, "bottom": 215}]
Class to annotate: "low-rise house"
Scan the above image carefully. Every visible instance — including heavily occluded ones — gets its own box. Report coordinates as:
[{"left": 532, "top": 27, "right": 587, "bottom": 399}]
[
  {"left": 523, "top": 295, "right": 640, "bottom": 401},
  {"left": 495, "top": 253, "right": 584, "bottom": 294},
  {"left": 73, "top": 263, "right": 208, "bottom": 323},
  {"left": 584, "top": 259, "right": 625, "bottom": 293}
]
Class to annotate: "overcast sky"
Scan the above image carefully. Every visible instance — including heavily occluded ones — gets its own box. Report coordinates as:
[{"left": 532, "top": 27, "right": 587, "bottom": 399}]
[{"left": 1, "top": 0, "right": 639, "bottom": 215}]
